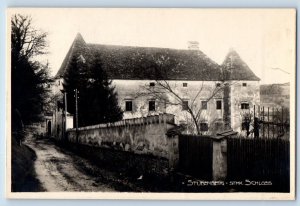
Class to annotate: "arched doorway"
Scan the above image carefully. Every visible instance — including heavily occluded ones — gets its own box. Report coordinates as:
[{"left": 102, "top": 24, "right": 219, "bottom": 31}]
[{"left": 47, "top": 121, "right": 51, "bottom": 137}]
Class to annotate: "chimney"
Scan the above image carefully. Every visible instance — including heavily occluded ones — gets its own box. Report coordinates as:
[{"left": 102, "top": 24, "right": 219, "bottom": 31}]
[{"left": 187, "top": 41, "right": 199, "bottom": 50}]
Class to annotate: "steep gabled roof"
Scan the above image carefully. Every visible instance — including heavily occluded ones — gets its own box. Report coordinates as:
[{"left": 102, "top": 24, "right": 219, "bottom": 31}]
[
  {"left": 56, "top": 34, "right": 260, "bottom": 81},
  {"left": 56, "top": 33, "right": 86, "bottom": 78},
  {"left": 55, "top": 33, "right": 222, "bottom": 81},
  {"left": 221, "top": 49, "right": 260, "bottom": 81}
]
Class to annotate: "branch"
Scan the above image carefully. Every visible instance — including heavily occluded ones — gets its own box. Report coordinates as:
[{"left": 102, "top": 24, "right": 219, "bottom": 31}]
[
  {"left": 11, "top": 14, "right": 48, "bottom": 60},
  {"left": 190, "top": 81, "right": 204, "bottom": 111}
]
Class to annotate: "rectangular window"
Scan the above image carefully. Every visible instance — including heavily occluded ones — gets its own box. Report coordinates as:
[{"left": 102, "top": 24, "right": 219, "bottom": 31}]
[
  {"left": 182, "top": 100, "right": 189, "bottom": 111},
  {"left": 216, "top": 83, "right": 221, "bottom": 87},
  {"left": 125, "top": 100, "right": 133, "bottom": 112},
  {"left": 216, "top": 100, "right": 222, "bottom": 110},
  {"left": 149, "top": 82, "right": 155, "bottom": 87},
  {"left": 200, "top": 123, "right": 208, "bottom": 131},
  {"left": 241, "top": 103, "right": 250, "bottom": 110},
  {"left": 149, "top": 100, "right": 156, "bottom": 111},
  {"left": 201, "top": 101, "right": 208, "bottom": 110},
  {"left": 183, "top": 82, "right": 188, "bottom": 87},
  {"left": 242, "top": 83, "right": 247, "bottom": 87}
]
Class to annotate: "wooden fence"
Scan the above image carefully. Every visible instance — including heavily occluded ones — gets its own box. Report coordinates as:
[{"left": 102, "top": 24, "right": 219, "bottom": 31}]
[
  {"left": 178, "top": 135, "right": 213, "bottom": 180},
  {"left": 227, "top": 137, "right": 290, "bottom": 192},
  {"left": 178, "top": 133, "right": 290, "bottom": 192}
]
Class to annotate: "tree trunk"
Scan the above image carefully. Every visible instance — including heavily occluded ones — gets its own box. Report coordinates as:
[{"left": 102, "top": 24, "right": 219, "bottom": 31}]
[
  {"left": 223, "top": 82, "right": 231, "bottom": 130},
  {"left": 188, "top": 108, "right": 201, "bottom": 135}
]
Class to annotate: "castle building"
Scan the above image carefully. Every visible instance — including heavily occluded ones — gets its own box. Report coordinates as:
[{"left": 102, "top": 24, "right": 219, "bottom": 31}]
[{"left": 51, "top": 33, "right": 260, "bottom": 135}]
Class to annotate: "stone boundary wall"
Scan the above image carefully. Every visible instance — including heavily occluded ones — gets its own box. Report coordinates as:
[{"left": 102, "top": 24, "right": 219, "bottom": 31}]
[{"left": 66, "top": 113, "right": 177, "bottom": 160}]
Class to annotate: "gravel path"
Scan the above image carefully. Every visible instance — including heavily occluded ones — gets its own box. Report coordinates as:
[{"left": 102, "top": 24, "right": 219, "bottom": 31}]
[{"left": 26, "top": 138, "right": 116, "bottom": 192}]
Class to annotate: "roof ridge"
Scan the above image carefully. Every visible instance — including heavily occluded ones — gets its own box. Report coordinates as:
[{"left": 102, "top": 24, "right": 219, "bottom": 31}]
[
  {"left": 87, "top": 43, "right": 220, "bottom": 67},
  {"left": 87, "top": 42, "right": 203, "bottom": 52}
]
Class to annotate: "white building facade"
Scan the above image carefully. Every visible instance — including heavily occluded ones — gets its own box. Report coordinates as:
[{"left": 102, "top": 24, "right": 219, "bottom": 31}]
[{"left": 51, "top": 33, "right": 260, "bottom": 135}]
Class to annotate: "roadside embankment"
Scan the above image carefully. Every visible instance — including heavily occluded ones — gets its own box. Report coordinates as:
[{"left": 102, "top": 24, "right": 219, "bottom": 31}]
[{"left": 11, "top": 134, "right": 44, "bottom": 192}]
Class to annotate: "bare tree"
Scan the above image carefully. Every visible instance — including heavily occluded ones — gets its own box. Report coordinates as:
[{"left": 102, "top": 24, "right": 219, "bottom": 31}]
[
  {"left": 138, "top": 79, "right": 229, "bottom": 135},
  {"left": 11, "top": 14, "right": 48, "bottom": 61},
  {"left": 135, "top": 53, "right": 232, "bottom": 135}
]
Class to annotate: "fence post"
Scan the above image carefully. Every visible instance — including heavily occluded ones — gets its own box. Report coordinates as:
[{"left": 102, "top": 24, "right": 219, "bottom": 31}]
[
  {"left": 166, "top": 134, "right": 179, "bottom": 171},
  {"left": 211, "top": 135, "right": 227, "bottom": 181},
  {"left": 211, "top": 130, "right": 237, "bottom": 181}
]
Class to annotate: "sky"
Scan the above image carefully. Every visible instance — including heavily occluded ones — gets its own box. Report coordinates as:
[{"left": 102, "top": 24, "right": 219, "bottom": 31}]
[{"left": 8, "top": 8, "right": 296, "bottom": 84}]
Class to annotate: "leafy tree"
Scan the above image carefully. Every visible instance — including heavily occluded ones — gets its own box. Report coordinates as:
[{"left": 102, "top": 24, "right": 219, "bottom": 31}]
[
  {"left": 11, "top": 14, "right": 51, "bottom": 126},
  {"left": 85, "top": 57, "right": 123, "bottom": 125},
  {"left": 63, "top": 55, "right": 88, "bottom": 126}
]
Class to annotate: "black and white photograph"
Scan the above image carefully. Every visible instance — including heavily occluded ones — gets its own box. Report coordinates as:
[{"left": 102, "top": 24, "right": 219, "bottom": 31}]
[{"left": 6, "top": 8, "right": 296, "bottom": 200}]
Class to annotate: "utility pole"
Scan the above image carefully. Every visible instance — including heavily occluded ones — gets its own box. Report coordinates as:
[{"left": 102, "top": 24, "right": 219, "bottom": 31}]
[
  {"left": 75, "top": 88, "right": 79, "bottom": 143},
  {"left": 64, "top": 91, "right": 67, "bottom": 118},
  {"left": 64, "top": 91, "right": 67, "bottom": 142}
]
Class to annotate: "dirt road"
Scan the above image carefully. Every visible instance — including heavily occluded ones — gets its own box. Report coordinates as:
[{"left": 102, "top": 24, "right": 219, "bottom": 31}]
[{"left": 26, "top": 138, "right": 118, "bottom": 192}]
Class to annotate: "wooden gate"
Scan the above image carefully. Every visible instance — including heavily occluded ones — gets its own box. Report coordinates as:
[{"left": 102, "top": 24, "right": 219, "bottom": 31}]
[
  {"left": 242, "top": 105, "right": 290, "bottom": 139},
  {"left": 179, "top": 135, "right": 213, "bottom": 180}
]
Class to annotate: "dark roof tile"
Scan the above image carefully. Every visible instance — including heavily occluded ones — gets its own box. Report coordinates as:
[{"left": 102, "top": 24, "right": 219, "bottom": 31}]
[
  {"left": 56, "top": 34, "right": 260, "bottom": 82},
  {"left": 221, "top": 49, "right": 260, "bottom": 81}
]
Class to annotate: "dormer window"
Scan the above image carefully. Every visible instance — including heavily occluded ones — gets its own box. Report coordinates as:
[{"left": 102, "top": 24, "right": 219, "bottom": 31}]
[{"left": 149, "top": 82, "right": 155, "bottom": 87}]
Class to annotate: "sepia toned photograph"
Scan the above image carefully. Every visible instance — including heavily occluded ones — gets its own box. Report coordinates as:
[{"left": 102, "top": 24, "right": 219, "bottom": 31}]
[{"left": 6, "top": 8, "right": 296, "bottom": 200}]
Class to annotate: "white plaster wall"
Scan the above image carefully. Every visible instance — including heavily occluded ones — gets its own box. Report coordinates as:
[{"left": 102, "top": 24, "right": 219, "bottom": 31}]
[
  {"left": 51, "top": 78, "right": 260, "bottom": 134},
  {"left": 67, "top": 114, "right": 176, "bottom": 159},
  {"left": 230, "top": 80, "right": 260, "bottom": 132},
  {"left": 113, "top": 79, "right": 225, "bottom": 133},
  {"left": 66, "top": 115, "right": 74, "bottom": 129}
]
